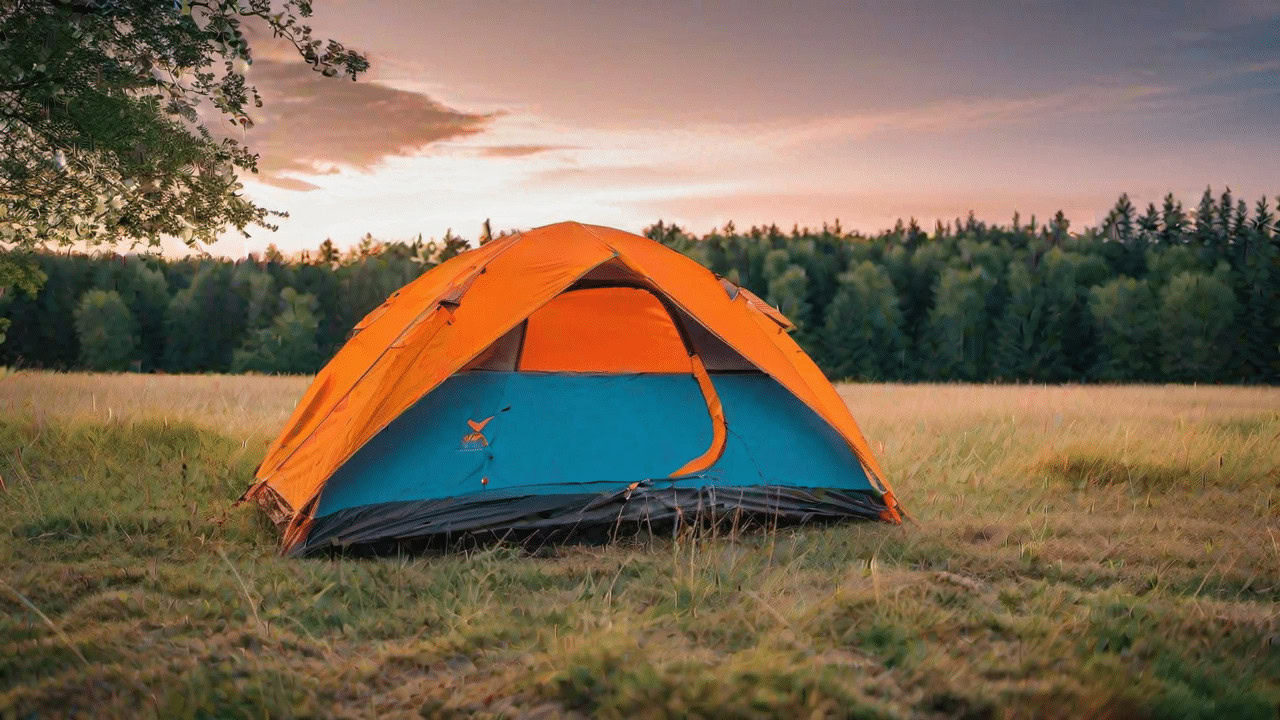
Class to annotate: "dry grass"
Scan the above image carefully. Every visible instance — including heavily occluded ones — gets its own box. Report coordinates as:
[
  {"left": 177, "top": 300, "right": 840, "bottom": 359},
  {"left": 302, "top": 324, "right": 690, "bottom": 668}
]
[
  {"left": 2, "top": 371, "right": 1278, "bottom": 719},
  {"left": 0, "top": 371, "right": 310, "bottom": 439}
]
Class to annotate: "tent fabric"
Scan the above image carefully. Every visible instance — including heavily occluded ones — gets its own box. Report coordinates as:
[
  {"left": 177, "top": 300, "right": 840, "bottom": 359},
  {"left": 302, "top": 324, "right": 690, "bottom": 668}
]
[
  {"left": 304, "top": 372, "right": 880, "bottom": 554},
  {"left": 669, "top": 353, "right": 727, "bottom": 477},
  {"left": 249, "top": 221, "right": 902, "bottom": 553},
  {"left": 576, "top": 225, "right": 895, "bottom": 500},
  {"left": 255, "top": 228, "right": 617, "bottom": 516},
  {"left": 519, "top": 287, "right": 689, "bottom": 373},
  {"left": 300, "top": 486, "right": 889, "bottom": 556}
]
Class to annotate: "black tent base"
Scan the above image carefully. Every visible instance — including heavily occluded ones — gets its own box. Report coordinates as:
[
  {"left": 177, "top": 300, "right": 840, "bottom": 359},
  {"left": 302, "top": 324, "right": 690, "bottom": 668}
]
[{"left": 293, "top": 484, "right": 894, "bottom": 557}]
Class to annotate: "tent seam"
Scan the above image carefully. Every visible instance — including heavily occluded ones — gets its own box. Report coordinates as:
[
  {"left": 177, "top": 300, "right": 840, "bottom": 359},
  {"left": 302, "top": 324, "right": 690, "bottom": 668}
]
[
  {"left": 258, "top": 233, "right": 525, "bottom": 485},
  {"left": 279, "top": 247, "right": 622, "bottom": 551}
]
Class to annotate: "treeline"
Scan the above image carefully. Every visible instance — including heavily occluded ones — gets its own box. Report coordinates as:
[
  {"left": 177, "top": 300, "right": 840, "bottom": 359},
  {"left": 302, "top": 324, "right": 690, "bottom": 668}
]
[
  {"left": 0, "top": 232, "right": 471, "bottom": 374},
  {"left": 2, "top": 188, "right": 1278, "bottom": 383}
]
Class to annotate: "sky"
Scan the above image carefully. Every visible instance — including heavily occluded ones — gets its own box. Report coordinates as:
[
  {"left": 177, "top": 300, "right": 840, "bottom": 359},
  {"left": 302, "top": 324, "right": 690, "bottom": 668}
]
[{"left": 217, "top": 0, "right": 1280, "bottom": 255}]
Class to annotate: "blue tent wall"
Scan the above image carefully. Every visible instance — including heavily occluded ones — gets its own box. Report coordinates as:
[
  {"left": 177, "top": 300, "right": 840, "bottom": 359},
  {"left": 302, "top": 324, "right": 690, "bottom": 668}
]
[{"left": 314, "top": 371, "right": 873, "bottom": 520}]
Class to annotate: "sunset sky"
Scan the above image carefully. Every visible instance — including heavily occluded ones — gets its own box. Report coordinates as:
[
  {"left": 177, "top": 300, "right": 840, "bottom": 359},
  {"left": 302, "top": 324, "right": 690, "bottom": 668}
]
[{"left": 221, "top": 0, "right": 1280, "bottom": 255}]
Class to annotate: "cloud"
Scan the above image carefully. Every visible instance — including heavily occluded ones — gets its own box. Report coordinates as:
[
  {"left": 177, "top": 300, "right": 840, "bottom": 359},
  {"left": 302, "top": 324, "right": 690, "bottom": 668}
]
[
  {"left": 261, "top": 176, "right": 323, "bottom": 192},
  {"left": 474, "top": 144, "right": 575, "bottom": 158},
  {"left": 237, "top": 58, "right": 492, "bottom": 189},
  {"left": 759, "top": 83, "right": 1174, "bottom": 148}
]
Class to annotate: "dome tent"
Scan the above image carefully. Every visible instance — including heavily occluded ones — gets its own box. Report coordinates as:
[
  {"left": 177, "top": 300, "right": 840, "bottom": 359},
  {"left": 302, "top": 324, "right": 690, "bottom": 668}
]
[{"left": 245, "top": 222, "right": 903, "bottom": 555}]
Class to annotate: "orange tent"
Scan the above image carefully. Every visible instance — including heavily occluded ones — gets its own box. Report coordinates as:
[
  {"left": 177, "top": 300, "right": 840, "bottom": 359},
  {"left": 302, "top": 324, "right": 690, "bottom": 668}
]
[{"left": 246, "top": 222, "right": 901, "bottom": 554}]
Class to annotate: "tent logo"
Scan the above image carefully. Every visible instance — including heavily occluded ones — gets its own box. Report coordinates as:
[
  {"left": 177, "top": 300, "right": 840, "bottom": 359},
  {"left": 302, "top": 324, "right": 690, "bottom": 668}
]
[{"left": 461, "top": 416, "right": 493, "bottom": 451}]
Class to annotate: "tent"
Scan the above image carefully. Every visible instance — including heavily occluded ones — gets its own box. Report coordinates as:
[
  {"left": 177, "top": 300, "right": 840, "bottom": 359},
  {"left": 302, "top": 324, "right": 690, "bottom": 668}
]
[{"left": 245, "top": 222, "right": 902, "bottom": 555}]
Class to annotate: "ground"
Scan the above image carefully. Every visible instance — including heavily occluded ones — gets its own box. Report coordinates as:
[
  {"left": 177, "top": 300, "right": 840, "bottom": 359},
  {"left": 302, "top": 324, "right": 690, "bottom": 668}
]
[{"left": 1, "top": 371, "right": 1277, "bottom": 719}]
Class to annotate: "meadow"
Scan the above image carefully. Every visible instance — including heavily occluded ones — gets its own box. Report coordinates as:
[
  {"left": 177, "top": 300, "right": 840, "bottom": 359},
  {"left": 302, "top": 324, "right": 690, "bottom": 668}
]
[{"left": 1, "top": 372, "right": 1277, "bottom": 719}]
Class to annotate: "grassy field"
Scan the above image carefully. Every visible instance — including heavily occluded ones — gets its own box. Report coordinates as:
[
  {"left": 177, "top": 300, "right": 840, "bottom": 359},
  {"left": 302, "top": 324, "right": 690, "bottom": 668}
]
[{"left": 1, "top": 372, "right": 1278, "bottom": 719}]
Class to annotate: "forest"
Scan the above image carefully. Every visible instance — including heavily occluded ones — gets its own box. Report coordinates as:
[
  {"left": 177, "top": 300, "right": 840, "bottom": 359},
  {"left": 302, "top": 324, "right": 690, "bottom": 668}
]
[{"left": 2, "top": 187, "right": 1277, "bottom": 384}]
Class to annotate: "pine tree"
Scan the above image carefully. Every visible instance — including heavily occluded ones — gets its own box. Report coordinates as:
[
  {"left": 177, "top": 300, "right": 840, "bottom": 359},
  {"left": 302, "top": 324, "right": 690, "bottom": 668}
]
[
  {"left": 1088, "top": 277, "right": 1159, "bottom": 381},
  {"left": 766, "top": 264, "right": 811, "bottom": 333},
  {"left": 1216, "top": 188, "right": 1236, "bottom": 247},
  {"left": 1237, "top": 198, "right": 1279, "bottom": 381},
  {"left": 924, "top": 267, "right": 996, "bottom": 380},
  {"left": 232, "top": 289, "right": 323, "bottom": 374},
  {"left": 1194, "top": 187, "right": 1219, "bottom": 257},
  {"left": 74, "top": 290, "right": 138, "bottom": 371},
  {"left": 994, "top": 251, "right": 1083, "bottom": 381},
  {"left": 1137, "top": 203, "right": 1160, "bottom": 247},
  {"left": 1158, "top": 193, "right": 1187, "bottom": 245},
  {"left": 1109, "top": 194, "right": 1136, "bottom": 246},
  {"left": 318, "top": 239, "right": 341, "bottom": 268},
  {"left": 1049, "top": 210, "right": 1070, "bottom": 247},
  {"left": 1158, "top": 268, "right": 1238, "bottom": 382},
  {"left": 822, "top": 262, "right": 906, "bottom": 380}
]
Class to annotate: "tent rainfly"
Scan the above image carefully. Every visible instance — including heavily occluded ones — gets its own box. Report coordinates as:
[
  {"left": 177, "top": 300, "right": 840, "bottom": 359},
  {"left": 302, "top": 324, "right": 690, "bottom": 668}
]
[{"left": 244, "top": 221, "right": 903, "bottom": 555}]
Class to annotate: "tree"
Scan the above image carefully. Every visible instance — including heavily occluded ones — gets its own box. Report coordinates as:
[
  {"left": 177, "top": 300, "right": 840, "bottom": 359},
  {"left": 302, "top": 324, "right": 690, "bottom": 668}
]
[
  {"left": 765, "top": 264, "right": 810, "bottom": 333},
  {"left": 1088, "top": 277, "right": 1159, "bottom": 381},
  {"left": 1158, "top": 193, "right": 1187, "bottom": 246},
  {"left": 1136, "top": 202, "right": 1160, "bottom": 248},
  {"left": 1193, "top": 187, "right": 1220, "bottom": 259},
  {"left": 163, "top": 263, "right": 245, "bottom": 372},
  {"left": 1048, "top": 210, "right": 1070, "bottom": 247},
  {"left": 822, "top": 261, "right": 906, "bottom": 380},
  {"left": 317, "top": 238, "right": 341, "bottom": 268},
  {"left": 113, "top": 256, "right": 170, "bottom": 370},
  {"left": 0, "top": 1, "right": 367, "bottom": 295},
  {"left": 431, "top": 229, "right": 470, "bottom": 265},
  {"left": 232, "top": 287, "right": 321, "bottom": 373},
  {"left": 994, "top": 251, "right": 1087, "bottom": 381},
  {"left": 1158, "top": 269, "right": 1238, "bottom": 382},
  {"left": 1237, "top": 197, "right": 1278, "bottom": 381},
  {"left": 0, "top": 251, "right": 43, "bottom": 344},
  {"left": 923, "top": 267, "right": 996, "bottom": 380},
  {"left": 73, "top": 288, "right": 137, "bottom": 370},
  {"left": 1104, "top": 193, "right": 1136, "bottom": 246},
  {"left": 234, "top": 262, "right": 277, "bottom": 332}
]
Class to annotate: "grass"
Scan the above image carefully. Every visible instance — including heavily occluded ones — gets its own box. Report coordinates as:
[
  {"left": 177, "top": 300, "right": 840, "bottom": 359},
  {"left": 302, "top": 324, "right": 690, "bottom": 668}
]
[{"left": 1, "top": 371, "right": 1278, "bottom": 719}]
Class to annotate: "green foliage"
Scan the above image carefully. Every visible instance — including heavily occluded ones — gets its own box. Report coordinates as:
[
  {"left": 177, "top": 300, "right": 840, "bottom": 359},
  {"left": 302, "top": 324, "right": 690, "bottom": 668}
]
[
  {"left": 994, "top": 251, "right": 1087, "bottom": 381},
  {"left": 231, "top": 288, "right": 321, "bottom": 373},
  {"left": 822, "top": 261, "right": 906, "bottom": 380},
  {"left": 72, "top": 289, "right": 137, "bottom": 371},
  {"left": 1089, "top": 277, "right": 1159, "bottom": 381},
  {"left": 925, "top": 267, "right": 997, "bottom": 380},
  {"left": 0, "top": 251, "right": 44, "bottom": 344},
  {"left": 2, "top": 187, "right": 1278, "bottom": 382},
  {"left": 1235, "top": 198, "right": 1279, "bottom": 382},
  {"left": 0, "top": 0, "right": 367, "bottom": 297},
  {"left": 163, "top": 264, "right": 245, "bottom": 372},
  {"left": 765, "top": 264, "right": 810, "bottom": 331},
  {"left": 1158, "top": 269, "right": 1238, "bottom": 382}
]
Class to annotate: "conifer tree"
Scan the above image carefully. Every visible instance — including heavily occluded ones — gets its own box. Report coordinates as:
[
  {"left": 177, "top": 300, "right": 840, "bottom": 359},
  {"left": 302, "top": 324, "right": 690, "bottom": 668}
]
[
  {"left": 1158, "top": 268, "right": 1238, "bottom": 382},
  {"left": 1158, "top": 193, "right": 1187, "bottom": 245},
  {"left": 822, "top": 261, "right": 906, "bottom": 380},
  {"left": 1194, "top": 187, "right": 1219, "bottom": 257},
  {"left": 1237, "top": 198, "right": 1279, "bottom": 381},
  {"left": 994, "top": 251, "right": 1083, "bottom": 381},
  {"left": 1088, "top": 277, "right": 1159, "bottom": 381},
  {"left": 1137, "top": 203, "right": 1160, "bottom": 248},
  {"left": 1108, "top": 194, "right": 1136, "bottom": 245},
  {"left": 766, "top": 264, "right": 810, "bottom": 333},
  {"left": 924, "top": 267, "right": 995, "bottom": 380},
  {"left": 74, "top": 289, "right": 137, "bottom": 371},
  {"left": 1049, "top": 210, "right": 1070, "bottom": 247},
  {"left": 232, "top": 288, "right": 323, "bottom": 374}
]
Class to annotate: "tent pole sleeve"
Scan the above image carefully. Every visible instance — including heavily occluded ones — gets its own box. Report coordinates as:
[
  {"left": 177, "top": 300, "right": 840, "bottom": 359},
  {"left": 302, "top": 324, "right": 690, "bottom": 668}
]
[{"left": 669, "top": 353, "right": 727, "bottom": 478}]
